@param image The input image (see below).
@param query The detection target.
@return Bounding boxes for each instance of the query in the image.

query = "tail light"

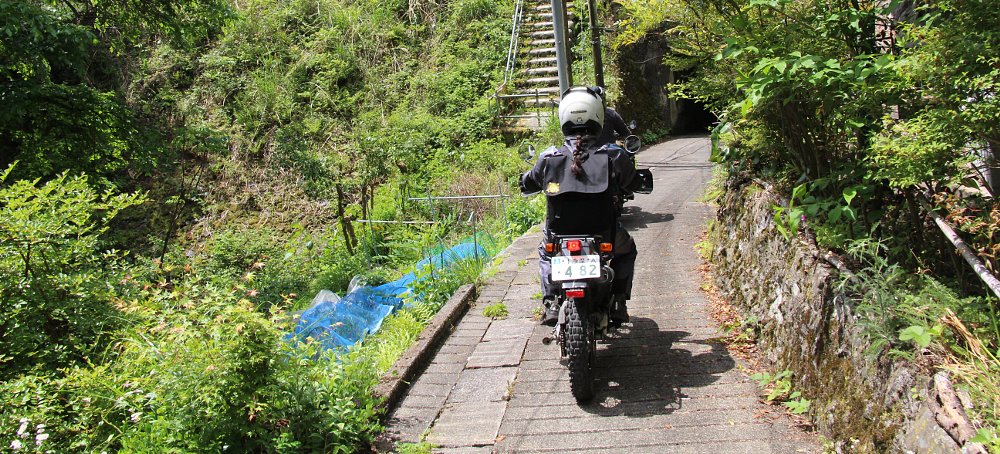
[599,242,613,253]
[565,289,585,299]
[566,240,582,253]
[544,243,556,253]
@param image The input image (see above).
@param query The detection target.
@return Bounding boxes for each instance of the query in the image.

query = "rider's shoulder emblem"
[546,182,560,194]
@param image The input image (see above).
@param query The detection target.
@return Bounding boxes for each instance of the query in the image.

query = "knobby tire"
[565,299,595,403]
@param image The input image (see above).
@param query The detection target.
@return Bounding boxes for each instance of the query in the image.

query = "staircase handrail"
[503,0,526,88]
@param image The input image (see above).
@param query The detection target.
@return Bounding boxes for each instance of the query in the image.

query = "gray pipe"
[551,0,571,94]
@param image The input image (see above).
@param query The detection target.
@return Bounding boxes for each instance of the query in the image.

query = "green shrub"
[0,166,144,379]
[505,194,545,237]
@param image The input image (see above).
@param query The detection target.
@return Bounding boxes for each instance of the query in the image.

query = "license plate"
[551,255,601,282]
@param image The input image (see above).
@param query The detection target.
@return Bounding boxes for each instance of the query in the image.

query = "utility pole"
[588,0,604,88]
[551,0,572,94]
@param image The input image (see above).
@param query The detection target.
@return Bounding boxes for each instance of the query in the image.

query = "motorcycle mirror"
[628,120,637,130]
[624,135,641,154]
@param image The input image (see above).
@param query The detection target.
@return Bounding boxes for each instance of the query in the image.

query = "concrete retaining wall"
[709,179,962,452]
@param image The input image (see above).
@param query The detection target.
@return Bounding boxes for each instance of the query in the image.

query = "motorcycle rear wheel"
[565,299,595,403]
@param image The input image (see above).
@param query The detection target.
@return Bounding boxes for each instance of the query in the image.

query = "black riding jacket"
[521,138,636,235]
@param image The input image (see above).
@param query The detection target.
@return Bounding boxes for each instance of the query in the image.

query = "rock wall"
[610,28,717,135]
[611,33,675,135]
[709,179,962,453]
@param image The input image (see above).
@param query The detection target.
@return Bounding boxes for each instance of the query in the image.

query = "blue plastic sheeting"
[288,241,487,351]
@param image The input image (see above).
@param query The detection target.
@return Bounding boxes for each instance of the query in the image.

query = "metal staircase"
[496,0,575,133]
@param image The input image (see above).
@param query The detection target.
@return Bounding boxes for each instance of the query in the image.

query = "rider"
[590,86,631,148]
[520,86,638,326]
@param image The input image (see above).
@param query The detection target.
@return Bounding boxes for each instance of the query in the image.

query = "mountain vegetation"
[5,0,997,450]
[1,0,546,451]
[618,0,999,447]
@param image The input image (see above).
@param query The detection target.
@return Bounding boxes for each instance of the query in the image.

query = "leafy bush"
[0,273,383,453]
[505,194,545,237]
[0,166,144,378]
[0,0,533,450]
[617,0,999,442]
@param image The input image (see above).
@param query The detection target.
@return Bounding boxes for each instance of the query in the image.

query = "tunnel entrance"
[671,97,716,135]
[613,38,717,138]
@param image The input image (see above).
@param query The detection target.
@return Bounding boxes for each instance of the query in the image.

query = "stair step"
[527,29,555,39]
[527,47,557,55]
[514,115,556,131]
[501,113,551,119]
[522,75,561,85]
[526,38,557,46]
[526,21,554,29]
[525,66,558,76]
[528,11,575,20]
[527,56,558,66]
[532,2,573,11]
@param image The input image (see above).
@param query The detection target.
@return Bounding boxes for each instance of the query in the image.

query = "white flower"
[10,439,23,451]
[35,432,49,446]
[35,424,45,433]
[16,421,28,437]
[130,412,142,423]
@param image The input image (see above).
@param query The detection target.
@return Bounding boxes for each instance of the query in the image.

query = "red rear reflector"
[600,242,613,253]
[566,240,582,252]
[565,289,585,298]
[544,243,556,253]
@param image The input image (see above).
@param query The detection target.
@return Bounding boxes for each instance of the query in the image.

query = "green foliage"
[406,255,487,322]
[970,428,1000,452]
[751,369,793,401]
[870,112,975,188]
[898,324,944,350]
[396,441,436,454]
[0,270,382,453]
[783,391,811,415]
[874,0,1000,189]
[504,194,545,237]
[0,0,535,450]
[0,167,144,378]
[0,0,229,185]
[750,369,810,415]
[482,303,509,319]
[619,0,997,268]
[840,238,996,360]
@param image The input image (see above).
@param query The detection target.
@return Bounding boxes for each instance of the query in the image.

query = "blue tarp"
[288,241,488,350]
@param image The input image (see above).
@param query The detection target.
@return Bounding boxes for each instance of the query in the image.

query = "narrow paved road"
[382,136,820,453]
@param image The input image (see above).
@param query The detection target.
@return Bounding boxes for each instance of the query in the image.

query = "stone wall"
[709,179,962,452]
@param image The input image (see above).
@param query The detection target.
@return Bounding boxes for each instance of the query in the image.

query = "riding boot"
[609,294,629,326]
[540,297,559,326]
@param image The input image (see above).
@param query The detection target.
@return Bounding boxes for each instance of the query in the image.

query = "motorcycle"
[540,232,617,403]
[522,144,622,403]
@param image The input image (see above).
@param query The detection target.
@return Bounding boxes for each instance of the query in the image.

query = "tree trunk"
[336,184,356,255]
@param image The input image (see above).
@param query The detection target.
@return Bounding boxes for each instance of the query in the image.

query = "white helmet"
[558,87,605,136]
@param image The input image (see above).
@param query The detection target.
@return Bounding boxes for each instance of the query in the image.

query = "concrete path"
[382,136,821,453]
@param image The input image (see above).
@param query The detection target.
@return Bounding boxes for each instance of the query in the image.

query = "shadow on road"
[620,207,673,230]
[579,316,735,417]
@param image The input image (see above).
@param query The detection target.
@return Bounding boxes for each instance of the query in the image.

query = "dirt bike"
[540,233,618,403]
[521,144,624,403]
